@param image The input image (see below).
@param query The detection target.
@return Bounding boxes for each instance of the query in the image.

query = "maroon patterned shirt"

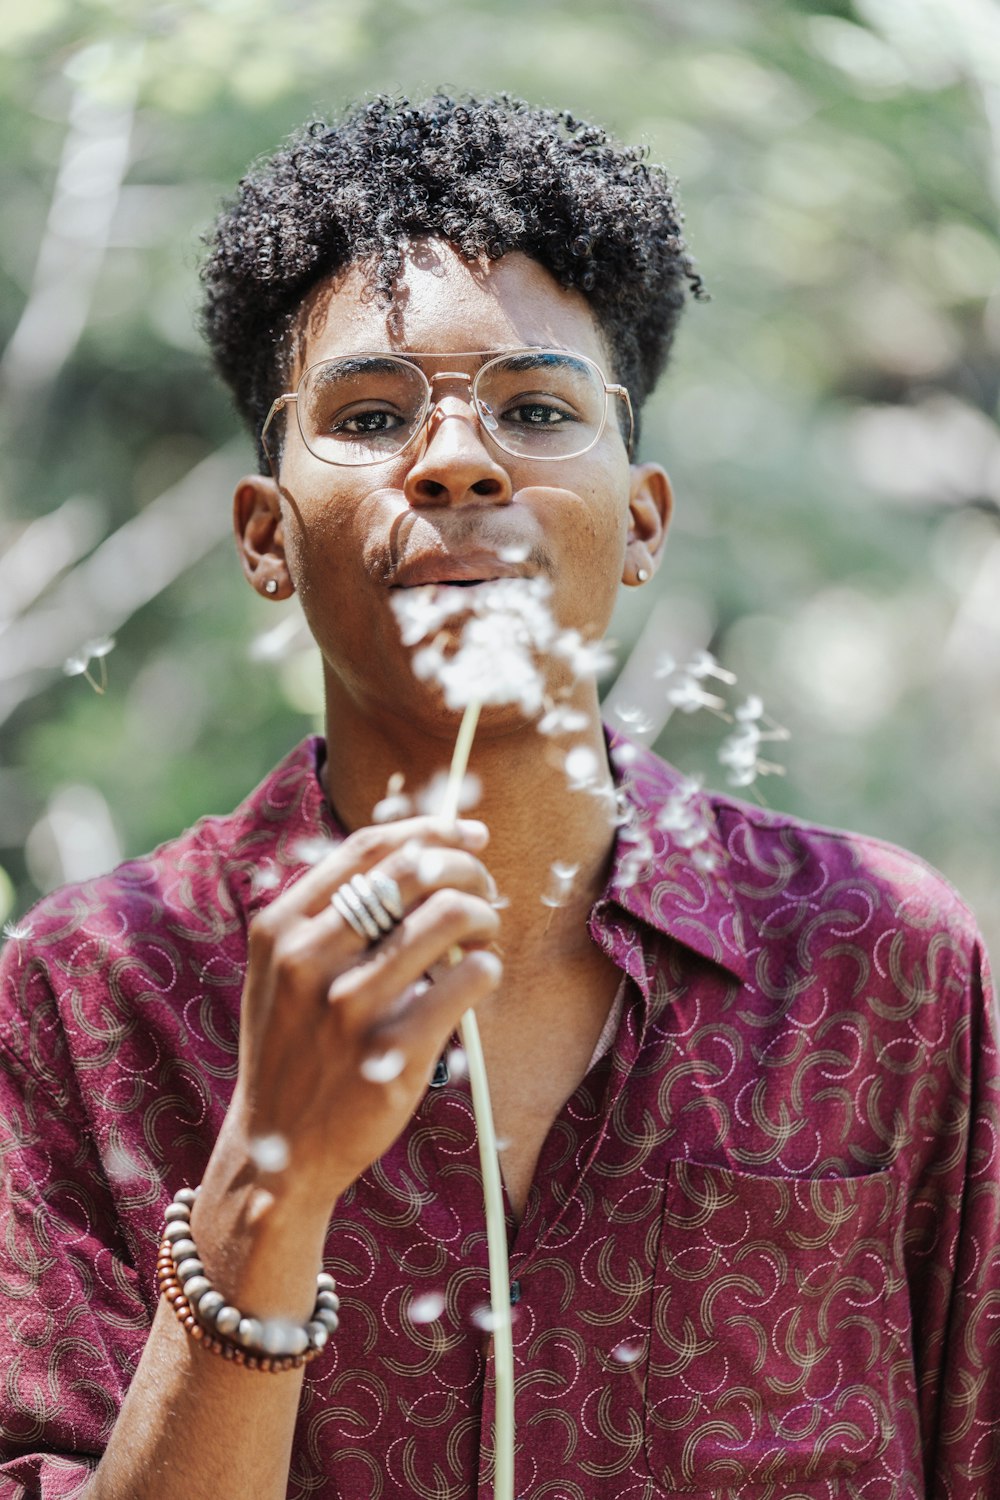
[1,736,996,1499]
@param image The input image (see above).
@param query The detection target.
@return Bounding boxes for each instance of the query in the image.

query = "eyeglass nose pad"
[478,400,499,433]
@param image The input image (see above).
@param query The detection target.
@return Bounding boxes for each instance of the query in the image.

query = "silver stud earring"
[636,568,650,584]
[264,579,279,596]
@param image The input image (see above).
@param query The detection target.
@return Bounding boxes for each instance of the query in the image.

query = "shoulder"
[0,737,334,1026]
[710,789,980,956]
[613,734,987,996]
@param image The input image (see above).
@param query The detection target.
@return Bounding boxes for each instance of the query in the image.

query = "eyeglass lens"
[296,352,609,465]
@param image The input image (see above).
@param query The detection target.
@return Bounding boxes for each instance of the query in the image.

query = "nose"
[403,398,512,508]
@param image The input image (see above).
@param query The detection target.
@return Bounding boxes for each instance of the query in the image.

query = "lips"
[389,552,527,589]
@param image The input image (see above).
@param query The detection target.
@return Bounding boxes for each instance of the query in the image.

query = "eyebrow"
[310,356,408,384]
[306,347,588,379]
[495,351,588,373]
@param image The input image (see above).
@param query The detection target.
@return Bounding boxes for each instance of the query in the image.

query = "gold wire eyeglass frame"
[259,348,635,467]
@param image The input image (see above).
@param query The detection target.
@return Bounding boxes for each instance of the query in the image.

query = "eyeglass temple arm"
[607,383,635,458]
[260,392,296,456]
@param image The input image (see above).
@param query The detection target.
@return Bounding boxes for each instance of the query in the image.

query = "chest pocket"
[644,1160,897,1492]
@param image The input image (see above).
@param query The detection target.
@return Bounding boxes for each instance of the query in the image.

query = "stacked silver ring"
[331,869,405,943]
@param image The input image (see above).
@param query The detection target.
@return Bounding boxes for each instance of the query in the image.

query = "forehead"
[292,242,610,376]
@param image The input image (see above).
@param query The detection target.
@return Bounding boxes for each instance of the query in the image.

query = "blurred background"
[1,0,998,958]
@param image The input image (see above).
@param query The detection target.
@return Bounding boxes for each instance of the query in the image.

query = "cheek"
[278,476,374,590]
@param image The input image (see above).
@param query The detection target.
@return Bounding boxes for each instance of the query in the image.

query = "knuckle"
[327,963,368,1008]
[424,888,467,926]
[425,888,487,932]
[345,825,384,862]
[248,910,278,957]
[270,930,316,986]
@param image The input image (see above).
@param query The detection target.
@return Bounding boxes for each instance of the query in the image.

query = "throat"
[477,944,624,1224]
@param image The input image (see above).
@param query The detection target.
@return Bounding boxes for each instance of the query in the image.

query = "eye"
[502,400,575,427]
[328,405,407,437]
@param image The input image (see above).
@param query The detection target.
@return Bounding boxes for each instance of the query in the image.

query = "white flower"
[249,1134,290,1173]
[552,629,616,680]
[618,826,654,885]
[686,649,737,685]
[360,1048,406,1083]
[372,791,413,823]
[537,704,589,737]
[717,707,789,788]
[612,740,640,767]
[407,1291,446,1324]
[665,675,727,715]
[656,778,712,852]
[718,724,760,774]
[373,771,413,823]
[612,704,655,735]
[471,1303,510,1332]
[63,635,116,694]
[105,1143,149,1185]
[394,578,556,715]
[564,745,600,790]
[390,586,475,647]
[735,694,764,722]
[291,836,336,868]
[541,860,580,908]
[446,1045,469,1078]
[414,770,481,817]
[250,863,282,895]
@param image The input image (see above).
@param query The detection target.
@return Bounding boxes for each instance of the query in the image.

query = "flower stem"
[441,699,514,1500]
[441,701,482,819]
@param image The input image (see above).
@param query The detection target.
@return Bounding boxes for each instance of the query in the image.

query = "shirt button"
[509,1279,522,1305]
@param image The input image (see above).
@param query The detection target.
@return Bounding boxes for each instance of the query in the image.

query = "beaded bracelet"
[157,1186,339,1373]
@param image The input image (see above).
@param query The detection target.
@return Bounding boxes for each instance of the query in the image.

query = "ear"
[233,475,294,599]
[624,463,673,587]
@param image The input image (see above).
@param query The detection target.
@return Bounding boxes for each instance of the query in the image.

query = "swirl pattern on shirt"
[0,735,996,1499]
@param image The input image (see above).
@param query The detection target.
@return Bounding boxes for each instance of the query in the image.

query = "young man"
[1,94,996,1500]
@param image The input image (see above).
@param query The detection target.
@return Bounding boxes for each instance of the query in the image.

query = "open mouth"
[394,577,498,590]
[390,553,524,590]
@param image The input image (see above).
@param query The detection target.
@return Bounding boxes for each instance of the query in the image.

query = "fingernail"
[457,819,489,845]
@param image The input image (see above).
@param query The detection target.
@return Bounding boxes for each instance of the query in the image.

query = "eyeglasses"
[260,348,634,467]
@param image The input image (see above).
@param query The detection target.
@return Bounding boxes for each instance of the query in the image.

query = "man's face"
[241,241,667,738]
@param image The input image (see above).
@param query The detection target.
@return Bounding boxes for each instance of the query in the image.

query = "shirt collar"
[602,730,750,985]
[257,734,748,986]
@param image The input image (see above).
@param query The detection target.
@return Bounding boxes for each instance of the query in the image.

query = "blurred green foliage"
[1,0,998,955]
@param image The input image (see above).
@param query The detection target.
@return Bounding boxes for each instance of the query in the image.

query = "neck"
[322,687,619,953]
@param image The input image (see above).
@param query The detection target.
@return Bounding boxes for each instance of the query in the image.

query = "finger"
[358,949,503,1083]
[308,845,497,958]
[247,847,500,1019]
[328,888,501,1022]
[290,816,490,917]
[249,817,489,953]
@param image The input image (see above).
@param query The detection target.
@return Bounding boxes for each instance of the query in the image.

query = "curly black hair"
[200,92,704,470]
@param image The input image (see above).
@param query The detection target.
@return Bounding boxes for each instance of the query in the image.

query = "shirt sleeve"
[916,939,1000,1499]
[0,933,148,1499]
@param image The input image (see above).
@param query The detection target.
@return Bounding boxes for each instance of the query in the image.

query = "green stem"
[441,699,514,1500]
